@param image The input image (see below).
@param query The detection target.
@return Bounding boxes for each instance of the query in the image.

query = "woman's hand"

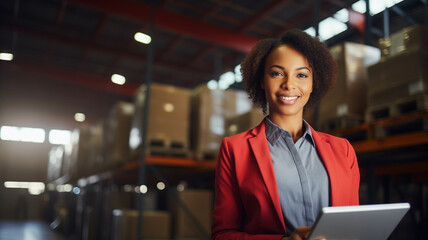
[281,226,313,240]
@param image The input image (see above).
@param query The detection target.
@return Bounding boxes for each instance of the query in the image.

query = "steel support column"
[314,0,321,37]
[136,4,155,240]
[383,7,390,38]
[364,0,372,45]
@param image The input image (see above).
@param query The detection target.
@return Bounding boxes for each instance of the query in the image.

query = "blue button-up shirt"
[265,117,330,236]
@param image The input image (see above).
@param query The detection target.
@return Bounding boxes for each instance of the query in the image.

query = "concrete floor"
[0,221,67,240]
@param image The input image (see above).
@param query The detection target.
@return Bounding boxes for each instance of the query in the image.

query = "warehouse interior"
[0,0,427,239]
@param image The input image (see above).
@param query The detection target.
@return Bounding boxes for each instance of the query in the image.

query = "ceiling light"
[49,129,71,145]
[0,53,13,61]
[134,32,152,44]
[111,74,126,85]
[74,113,85,122]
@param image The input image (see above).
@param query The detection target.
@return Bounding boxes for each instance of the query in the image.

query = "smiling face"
[262,44,313,118]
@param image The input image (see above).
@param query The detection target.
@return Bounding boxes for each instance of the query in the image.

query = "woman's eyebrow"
[296,66,311,72]
[269,64,284,70]
[270,65,311,72]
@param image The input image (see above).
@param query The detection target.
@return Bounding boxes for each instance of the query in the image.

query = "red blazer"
[211,120,360,240]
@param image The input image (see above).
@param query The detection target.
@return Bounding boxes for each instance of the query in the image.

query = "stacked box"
[62,126,91,178]
[111,209,171,240]
[319,42,380,131]
[168,189,213,239]
[191,85,252,159]
[379,25,428,60]
[366,49,428,122]
[129,83,191,158]
[87,120,106,175]
[47,145,64,182]
[367,49,428,107]
[225,108,265,137]
[104,101,134,166]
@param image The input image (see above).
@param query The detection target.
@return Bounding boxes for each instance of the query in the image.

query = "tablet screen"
[307,203,410,240]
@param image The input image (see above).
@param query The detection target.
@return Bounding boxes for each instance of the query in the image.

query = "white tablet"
[307,203,410,240]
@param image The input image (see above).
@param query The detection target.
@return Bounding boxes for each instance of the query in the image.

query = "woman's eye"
[270,71,283,77]
[297,73,308,78]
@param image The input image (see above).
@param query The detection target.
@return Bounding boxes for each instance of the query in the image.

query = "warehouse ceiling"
[0,0,425,128]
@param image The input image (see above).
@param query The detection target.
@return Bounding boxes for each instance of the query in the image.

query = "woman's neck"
[269,113,304,142]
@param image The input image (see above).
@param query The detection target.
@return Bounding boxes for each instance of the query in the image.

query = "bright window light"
[0,126,45,143]
[4,181,30,188]
[74,113,85,122]
[304,27,316,37]
[49,129,71,145]
[334,8,349,22]
[234,65,243,83]
[0,53,13,61]
[319,17,348,41]
[207,79,218,90]
[21,128,45,143]
[218,71,235,90]
[111,74,126,85]
[352,0,404,15]
[134,32,152,44]
[1,126,20,141]
[352,0,366,14]
[4,181,45,195]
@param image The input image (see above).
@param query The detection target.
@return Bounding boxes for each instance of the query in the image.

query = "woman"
[211,29,360,240]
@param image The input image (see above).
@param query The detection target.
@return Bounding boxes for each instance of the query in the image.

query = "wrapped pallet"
[111,209,171,240]
[225,108,265,137]
[366,49,428,121]
[318,42,380,131]
[104,101,134,167]
[191,85,252,160]
[378,25,428,60]
[87,120,106,175]
[47,145,64,182]
[367,26,428,122]
[62,126,91,179]
[168,189,213,240]
[129,83,191,158]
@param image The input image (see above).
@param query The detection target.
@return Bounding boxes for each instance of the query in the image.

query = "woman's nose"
[281,77,296,90]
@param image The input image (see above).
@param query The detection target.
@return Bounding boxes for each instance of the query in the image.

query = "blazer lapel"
[249,120,286,230]
[310,126,340,206]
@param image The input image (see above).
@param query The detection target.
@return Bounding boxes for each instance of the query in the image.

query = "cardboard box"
[129,83,191,158]
[379,25,428,60]
[367,49,428,107]
[191,85,252,159]
[225,108,265,137]
[319,42,380,130]
[105,101,134,166]
[168,189,213,239]
[111,209,171,240]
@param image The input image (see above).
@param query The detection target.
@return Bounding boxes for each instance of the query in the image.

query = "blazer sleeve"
[346,139,360,205]
[211,138,284,240]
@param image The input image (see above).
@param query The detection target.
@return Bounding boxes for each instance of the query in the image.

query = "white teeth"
[280,96,298,101]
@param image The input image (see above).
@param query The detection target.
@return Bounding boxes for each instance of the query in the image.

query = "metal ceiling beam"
[0,24,213,80]
[238,0,293,32]
[1,60,138,97]
[66,0,260,53]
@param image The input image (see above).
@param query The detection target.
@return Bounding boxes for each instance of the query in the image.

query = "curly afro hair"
[241,29,336,114]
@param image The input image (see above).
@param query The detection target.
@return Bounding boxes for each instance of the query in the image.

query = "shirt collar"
[265,117,316,147]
